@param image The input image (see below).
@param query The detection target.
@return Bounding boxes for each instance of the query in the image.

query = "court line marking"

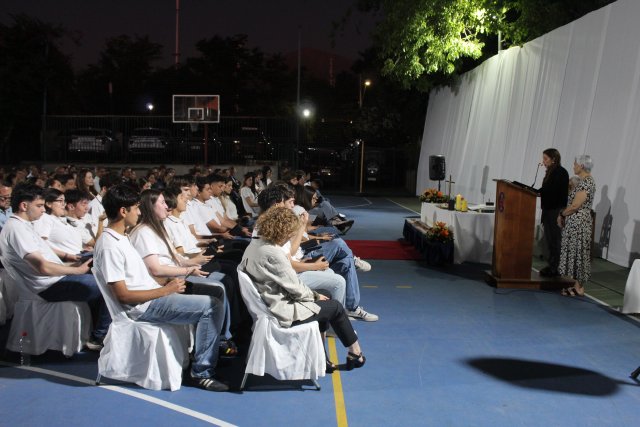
[395,285,413,288]
[334,198,372,210]
[362,285,378,288]
[386,198,420,215]
[0,362,236,427]
[328,337,348,427]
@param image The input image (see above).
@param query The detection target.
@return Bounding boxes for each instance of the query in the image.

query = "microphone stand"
[531,163,542,188]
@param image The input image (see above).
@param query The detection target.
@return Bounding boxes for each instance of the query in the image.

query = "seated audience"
[0,184,109,349]
[0,181,13,232]
[93,185,228,391]
[33,188,84,261]
[240,172,260,218]
[264,185,378,321]
[129,189,238,356]
[64,189,97,248]
[241,206,366,373]
[76,168,98,200]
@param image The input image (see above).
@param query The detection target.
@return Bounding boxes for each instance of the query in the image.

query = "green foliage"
[357,0,614,91]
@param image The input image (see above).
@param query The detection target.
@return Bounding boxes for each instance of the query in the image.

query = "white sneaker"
[354,256,371,272]
[347,306,379,322]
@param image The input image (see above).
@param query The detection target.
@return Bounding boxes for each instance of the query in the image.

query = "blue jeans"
[298,270,346,306]
[308,239,359,311]
[137,293,224,379]
[39,274,111,339]
[187,273,232,340]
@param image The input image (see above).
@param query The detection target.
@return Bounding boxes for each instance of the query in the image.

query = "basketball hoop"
[189,119,199,132]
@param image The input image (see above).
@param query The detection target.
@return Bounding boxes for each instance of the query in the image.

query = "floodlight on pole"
[358,77,372,109]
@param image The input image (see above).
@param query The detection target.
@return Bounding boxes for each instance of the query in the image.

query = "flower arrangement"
[419,188,448,203]
[426,221,454,243]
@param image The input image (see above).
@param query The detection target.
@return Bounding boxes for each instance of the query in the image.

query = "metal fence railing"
[43,115,299,165]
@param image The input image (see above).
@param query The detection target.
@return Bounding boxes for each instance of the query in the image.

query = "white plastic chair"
[237,269,325,390]
[0,258,91,358]
[92,267,191,391]
[0,268,19,325]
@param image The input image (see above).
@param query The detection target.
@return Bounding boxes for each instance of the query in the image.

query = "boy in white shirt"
[93,184,228,391]
[0,184,109,349]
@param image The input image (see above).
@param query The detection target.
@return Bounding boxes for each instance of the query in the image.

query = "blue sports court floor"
[1,196,639,426]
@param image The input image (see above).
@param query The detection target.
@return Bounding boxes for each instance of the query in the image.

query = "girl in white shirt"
[239,172,260,217]
[129,189,237,354]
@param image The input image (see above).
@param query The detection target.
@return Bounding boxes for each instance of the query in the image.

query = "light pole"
[358,77,371,109]
[355,139,366,194]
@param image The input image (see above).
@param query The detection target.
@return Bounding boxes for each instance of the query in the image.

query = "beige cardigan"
[240,238,320,327]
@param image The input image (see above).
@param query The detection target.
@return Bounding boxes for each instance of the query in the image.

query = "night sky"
[2,0,377,69]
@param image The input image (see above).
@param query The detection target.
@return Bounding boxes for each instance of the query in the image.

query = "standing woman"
[538,149,569,277]
[558,155,596,296]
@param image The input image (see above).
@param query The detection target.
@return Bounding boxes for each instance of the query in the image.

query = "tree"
[0,14,75,161]
[76,35,163,114]
[355,0,614,91]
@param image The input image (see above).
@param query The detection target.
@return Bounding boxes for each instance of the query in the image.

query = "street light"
[358,77,372,109]
[146,103,154,114]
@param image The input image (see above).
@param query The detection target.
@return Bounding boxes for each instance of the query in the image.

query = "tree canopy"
[356,0,614,90]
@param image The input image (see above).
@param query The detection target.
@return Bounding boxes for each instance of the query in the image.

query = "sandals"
[219,339,239,358]
[326,359,337,374]
[346,352,366,371]
[561,283,585,297]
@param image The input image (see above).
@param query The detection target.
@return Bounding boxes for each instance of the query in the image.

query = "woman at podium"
[539,148,569,277]
[558,155,596,296]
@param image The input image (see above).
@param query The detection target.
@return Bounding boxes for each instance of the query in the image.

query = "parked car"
[67,128,116,155]
[226,127,273,162]
[128,128,171,158]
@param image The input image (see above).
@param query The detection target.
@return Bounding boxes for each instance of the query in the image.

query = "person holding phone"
[129,189,239,357]
[241,207,366,373]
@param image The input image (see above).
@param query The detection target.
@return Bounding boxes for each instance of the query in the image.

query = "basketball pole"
[204,123,209,165]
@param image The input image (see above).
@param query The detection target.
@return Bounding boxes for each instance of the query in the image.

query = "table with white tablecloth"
[420,202,494,264]
[622,259,640,314]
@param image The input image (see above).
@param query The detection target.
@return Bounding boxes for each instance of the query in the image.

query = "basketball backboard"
[172,95,220,123]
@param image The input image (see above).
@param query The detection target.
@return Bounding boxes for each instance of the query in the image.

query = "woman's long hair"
[243,172,257,195]
[542,148,562,185]
[294,185,316,211]
[133,189,180,264]
[76,169,97,199]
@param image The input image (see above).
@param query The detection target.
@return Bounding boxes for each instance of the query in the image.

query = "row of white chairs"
[1,260,326,391]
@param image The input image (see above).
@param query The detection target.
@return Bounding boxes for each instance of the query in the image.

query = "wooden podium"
[485,180,572,289]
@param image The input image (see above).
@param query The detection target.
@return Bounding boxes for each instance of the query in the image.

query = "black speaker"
[429,155,446,181]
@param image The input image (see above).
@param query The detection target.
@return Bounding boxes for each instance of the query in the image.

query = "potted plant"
[424,221,454,265]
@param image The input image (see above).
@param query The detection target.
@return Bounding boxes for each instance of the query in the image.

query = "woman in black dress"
[539,148,569,277]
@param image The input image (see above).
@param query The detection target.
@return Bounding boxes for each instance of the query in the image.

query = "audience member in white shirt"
[239,172,261,217]
[65,189,98,248]
[93,184,228,391]
[0,184,110,348]
[129,189,237,352]
[33,188,84,261]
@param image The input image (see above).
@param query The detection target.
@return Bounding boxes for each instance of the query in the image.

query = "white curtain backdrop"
[417,0,640,268]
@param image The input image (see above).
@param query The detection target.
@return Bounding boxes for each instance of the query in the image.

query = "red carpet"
[344,240,422,260]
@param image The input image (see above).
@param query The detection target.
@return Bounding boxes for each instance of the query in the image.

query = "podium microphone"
[531,163,543,187]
